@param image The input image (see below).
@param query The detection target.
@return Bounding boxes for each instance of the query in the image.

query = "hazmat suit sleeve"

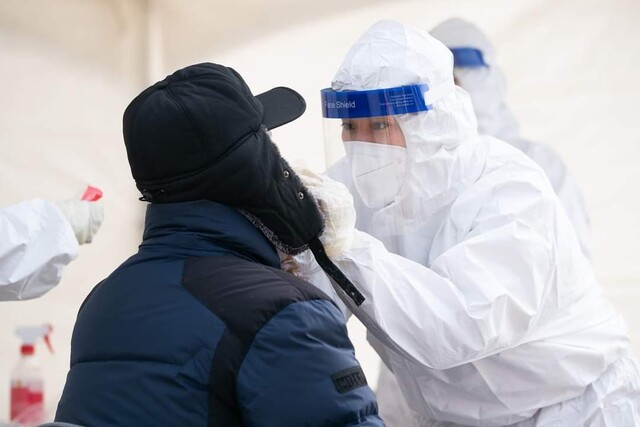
[305,178,572,371]
[522,141,592,260]
[0,199,79,301]
[554,171,591,260]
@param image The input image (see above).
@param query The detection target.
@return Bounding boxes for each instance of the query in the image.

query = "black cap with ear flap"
[123,62,364,306]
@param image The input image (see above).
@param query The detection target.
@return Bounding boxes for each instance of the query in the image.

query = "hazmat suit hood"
[431,17,522,143]
[329,20,485,237]
[431,18,594,260]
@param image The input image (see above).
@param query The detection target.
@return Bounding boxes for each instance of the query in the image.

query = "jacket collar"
[140,200,280,268]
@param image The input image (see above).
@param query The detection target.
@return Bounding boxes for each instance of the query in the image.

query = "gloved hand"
[295,167,356,259]
[55,199,104,244]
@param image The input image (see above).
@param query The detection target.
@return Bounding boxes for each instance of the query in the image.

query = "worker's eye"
[341,122,356,131]
[372,121,389,131]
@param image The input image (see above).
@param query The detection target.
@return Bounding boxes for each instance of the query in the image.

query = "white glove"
[295,168,356,259]
[55,199,104,245]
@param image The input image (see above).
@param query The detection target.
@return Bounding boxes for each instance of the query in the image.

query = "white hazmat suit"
[0,198,103,301]
[377,18,599,425]
[297,20,640,426]
[431,18,592,261]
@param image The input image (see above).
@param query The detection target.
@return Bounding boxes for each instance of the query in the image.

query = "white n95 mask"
[344,141,407,209]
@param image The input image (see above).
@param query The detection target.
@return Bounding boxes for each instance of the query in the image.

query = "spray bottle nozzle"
[15,324,54,354]
[81,185,103,202]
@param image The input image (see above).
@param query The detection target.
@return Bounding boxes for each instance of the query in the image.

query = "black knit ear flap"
[240,210,312,255]
[235,136,325,254]
[308,237,365,306]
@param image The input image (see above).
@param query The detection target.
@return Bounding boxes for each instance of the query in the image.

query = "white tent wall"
[0,0,151,420]
[1,0,639,422]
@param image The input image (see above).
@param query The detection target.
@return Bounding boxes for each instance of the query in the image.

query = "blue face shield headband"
[321,84,432,119]
[450,47,487,68]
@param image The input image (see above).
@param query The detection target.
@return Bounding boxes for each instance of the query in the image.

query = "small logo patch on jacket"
[332,366,367,393]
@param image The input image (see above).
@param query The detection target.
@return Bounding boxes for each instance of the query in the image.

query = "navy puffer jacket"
[56,201,383,426]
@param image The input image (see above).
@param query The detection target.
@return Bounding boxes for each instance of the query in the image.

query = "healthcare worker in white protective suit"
[0,197,103,301]
[294,20,640,426]
[430,17,592,261]
[375,17,599,425]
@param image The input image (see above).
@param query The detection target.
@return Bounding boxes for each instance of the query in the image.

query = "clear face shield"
[321,84,433,209]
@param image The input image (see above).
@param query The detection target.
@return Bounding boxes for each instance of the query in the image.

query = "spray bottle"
[10,324,53,425]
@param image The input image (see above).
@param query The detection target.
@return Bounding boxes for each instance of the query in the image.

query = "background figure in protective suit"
[55,63,383,426]
[377,17,599,425]
[0,197,103,301]
[296,20,640,426]
[430,17,592,261]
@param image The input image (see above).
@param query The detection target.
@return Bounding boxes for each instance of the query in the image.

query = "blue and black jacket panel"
[55,201,383,426]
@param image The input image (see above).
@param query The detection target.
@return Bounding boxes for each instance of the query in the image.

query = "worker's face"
[341,116,406,147]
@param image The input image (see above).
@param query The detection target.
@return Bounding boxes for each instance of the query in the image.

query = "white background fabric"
[1,0,639,421]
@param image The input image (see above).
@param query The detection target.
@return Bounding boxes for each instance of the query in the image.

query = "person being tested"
[55,62,382,427]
